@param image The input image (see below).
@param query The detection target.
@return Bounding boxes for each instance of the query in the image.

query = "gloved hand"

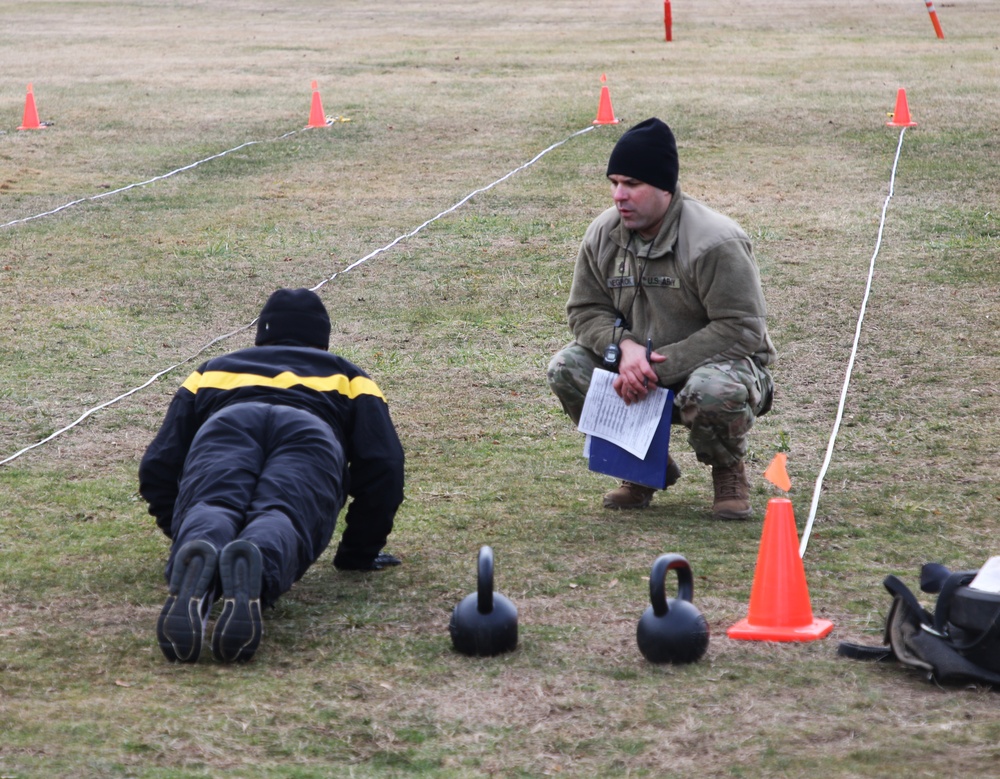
[334,551,402,572]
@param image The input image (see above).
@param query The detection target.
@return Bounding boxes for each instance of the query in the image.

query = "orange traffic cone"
[727,498,834,642]
[307,80,328,128]
[18,83,43,131]
[593,74,619,126]
[886,88,917,128]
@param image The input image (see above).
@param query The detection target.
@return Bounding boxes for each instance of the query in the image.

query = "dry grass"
[2,0,999,777]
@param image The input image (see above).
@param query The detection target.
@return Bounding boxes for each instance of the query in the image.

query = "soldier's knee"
[546,353,566,387]
[679,363,750,415]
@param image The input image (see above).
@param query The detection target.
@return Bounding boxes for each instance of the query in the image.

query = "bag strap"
[932,570,978,634]
[883,575,933,627]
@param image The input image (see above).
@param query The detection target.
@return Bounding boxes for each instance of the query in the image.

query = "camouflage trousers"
[546,342,774,468]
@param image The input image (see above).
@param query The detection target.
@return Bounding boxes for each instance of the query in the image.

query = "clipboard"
[587,390,673,489]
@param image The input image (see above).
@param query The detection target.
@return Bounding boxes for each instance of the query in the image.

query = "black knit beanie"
[255,288,331,350]
[606,117,679,193]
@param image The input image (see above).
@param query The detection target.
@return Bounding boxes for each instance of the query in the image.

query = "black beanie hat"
[606,117,679,193]
[255,288,331,350]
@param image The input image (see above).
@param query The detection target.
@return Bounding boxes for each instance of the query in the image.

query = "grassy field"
[2,0,999,776]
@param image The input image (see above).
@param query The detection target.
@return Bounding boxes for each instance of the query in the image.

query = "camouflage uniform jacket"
[566,185,777,387]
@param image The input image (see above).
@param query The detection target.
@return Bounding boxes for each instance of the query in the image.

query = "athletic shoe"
[157,539,218,663]
[212,540,264,663]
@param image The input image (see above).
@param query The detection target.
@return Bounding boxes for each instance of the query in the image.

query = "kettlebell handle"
[649,553,694,618]
[477,546,495,615]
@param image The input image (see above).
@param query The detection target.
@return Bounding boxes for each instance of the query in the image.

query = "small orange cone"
[886,88,917,128]
[593,74,619,126]
[727,498,834,642]
[307,80,328,128]
[18,83,43,131]
[763,453,791,492]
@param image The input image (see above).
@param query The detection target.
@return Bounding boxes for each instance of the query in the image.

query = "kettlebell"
[636,553,709,664]
[449,546,518,657]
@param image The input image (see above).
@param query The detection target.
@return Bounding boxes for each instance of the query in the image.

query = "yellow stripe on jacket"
[181,370,386,400]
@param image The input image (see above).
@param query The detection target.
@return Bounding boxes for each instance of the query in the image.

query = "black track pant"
[166,402,346,606]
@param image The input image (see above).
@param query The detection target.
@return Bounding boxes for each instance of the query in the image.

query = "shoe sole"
[712,507,753,521]
[603,496,653,510]
[157,540,217,663]
[212,540,263,663]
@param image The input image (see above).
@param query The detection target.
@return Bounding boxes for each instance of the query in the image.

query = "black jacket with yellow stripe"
[139,345,404,560]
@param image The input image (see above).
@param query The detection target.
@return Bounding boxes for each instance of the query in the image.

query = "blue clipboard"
[587,390,673,489]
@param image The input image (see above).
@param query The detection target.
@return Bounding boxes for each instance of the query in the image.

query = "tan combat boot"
[602,456,682,510]
[711,460,752,520]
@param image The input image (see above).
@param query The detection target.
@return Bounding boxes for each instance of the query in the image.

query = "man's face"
[608,175,672,240]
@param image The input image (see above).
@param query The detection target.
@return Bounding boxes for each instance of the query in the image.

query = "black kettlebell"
[449,546,518,657]
[636,553,709,664]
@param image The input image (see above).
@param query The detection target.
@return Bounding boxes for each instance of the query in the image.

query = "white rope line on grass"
[311,126,595,291]
[1,131,300,230]
[0,325,252,468]
[0,125,596,467]
[799,127,909,557]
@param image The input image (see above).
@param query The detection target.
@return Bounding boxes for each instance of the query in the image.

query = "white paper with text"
[577,368,669,459]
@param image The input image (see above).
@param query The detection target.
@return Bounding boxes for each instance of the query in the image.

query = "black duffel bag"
[838,562,1000,686]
